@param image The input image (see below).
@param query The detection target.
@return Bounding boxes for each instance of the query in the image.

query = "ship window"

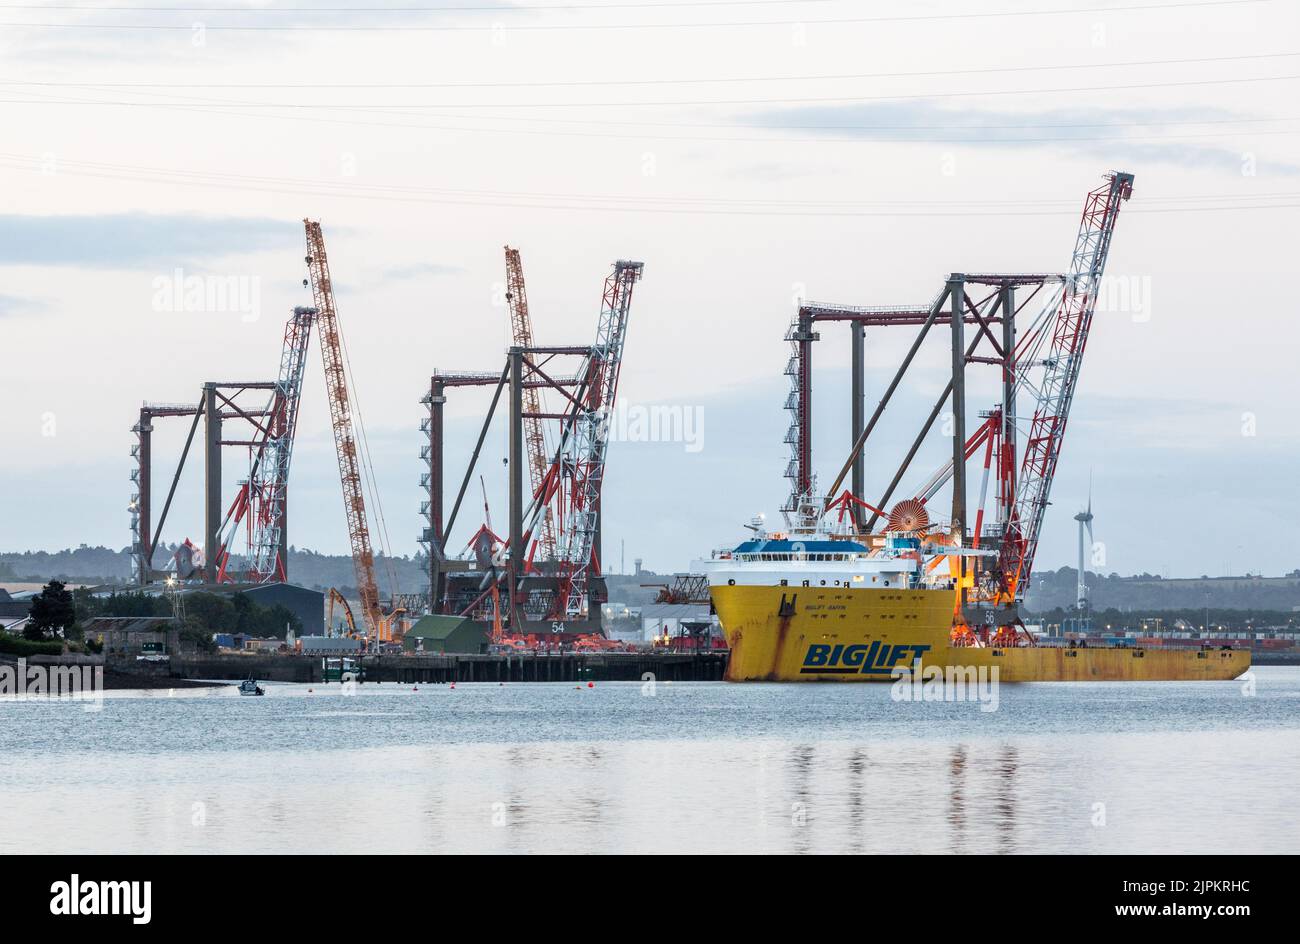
[802,580,809,587]
[780,579,788,587]
[727,579,735,586]
[819,580,826,586]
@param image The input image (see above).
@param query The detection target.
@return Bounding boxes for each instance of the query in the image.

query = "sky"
[1,0,1298,582]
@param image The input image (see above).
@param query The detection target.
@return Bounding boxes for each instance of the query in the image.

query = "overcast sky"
[1,0,1297,582]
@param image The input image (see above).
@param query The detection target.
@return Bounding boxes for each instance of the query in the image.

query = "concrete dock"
[167,650,729,684]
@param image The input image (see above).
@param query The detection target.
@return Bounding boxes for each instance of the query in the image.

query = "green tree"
[25,579,77,640]
[183,592,237,634]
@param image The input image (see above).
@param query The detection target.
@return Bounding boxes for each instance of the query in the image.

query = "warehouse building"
[403,615,489,654]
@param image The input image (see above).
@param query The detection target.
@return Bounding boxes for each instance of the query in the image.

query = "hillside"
[7,547,1299,613]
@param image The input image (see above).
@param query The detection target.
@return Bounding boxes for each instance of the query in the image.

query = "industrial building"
[85,582,324,636]
[402,615,489,654]
[630,603,714,645]
[83,616,180,657]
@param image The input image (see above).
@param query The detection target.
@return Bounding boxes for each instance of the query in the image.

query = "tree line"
[7,580,303,654]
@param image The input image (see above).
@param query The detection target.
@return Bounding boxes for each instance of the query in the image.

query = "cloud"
[0,294,47,317]
[0,213,301,269]
[740,102,1297,175]
[0,2,524,65]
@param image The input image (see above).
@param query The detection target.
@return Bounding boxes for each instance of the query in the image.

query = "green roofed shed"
[403,614,489,654]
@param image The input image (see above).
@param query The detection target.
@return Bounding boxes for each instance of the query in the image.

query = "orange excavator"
[327,587,406,649]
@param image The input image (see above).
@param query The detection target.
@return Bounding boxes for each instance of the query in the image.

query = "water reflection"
[948,745,967,854]
[1,674,1298,854]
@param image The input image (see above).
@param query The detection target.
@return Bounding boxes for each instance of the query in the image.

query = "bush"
[0,632,65,657]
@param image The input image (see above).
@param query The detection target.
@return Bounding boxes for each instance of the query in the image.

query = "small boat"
[238,678,265,697]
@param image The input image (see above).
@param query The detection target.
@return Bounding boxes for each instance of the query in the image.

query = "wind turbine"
[1073,476,1094,614]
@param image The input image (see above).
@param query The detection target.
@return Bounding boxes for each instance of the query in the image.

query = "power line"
[5,85,1298,147]
[2,151,1296,217]
[6,94,1297,145]
[2,50,1296,90]
[3,72,1300,110]
[0,0,1274,31]
[17,79,1289,134]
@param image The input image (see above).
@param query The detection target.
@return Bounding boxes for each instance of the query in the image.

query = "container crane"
[503,246,557,559]
[302,220,385,639]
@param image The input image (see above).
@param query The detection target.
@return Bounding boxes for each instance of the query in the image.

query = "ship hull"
[712,584,1250,682]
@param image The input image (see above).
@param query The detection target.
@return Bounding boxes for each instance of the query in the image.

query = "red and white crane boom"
[551,260,643,619]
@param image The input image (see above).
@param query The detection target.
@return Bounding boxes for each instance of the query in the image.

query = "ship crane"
[999,172,1134,605]
[817,171,1133,644]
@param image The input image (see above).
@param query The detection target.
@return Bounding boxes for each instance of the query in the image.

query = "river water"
[2,668,1297,854]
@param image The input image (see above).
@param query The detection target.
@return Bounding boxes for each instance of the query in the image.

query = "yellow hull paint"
[712,584,1250,682]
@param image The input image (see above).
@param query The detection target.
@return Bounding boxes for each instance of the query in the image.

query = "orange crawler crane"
[303,220,400,645]
[503,246,557,560]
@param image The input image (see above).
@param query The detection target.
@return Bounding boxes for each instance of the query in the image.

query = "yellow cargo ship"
[697,532,1249,683]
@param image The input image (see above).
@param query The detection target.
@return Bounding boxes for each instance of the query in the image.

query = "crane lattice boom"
[504,246,557,559]
[303,220,382,633]
[246,305,315,582]
[1001,172,1134,602]
[552,260,643,619]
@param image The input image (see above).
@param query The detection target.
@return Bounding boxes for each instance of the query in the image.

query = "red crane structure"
[303,220,385,637]
[245,305,315,583]
[421,257,643,635]
[503,246,558,560]
[130,305,313,588]
[551,260,643,620]
[803,171,1134,644]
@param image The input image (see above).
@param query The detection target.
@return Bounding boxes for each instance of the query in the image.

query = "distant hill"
[0,545,426,598]
[6,548,1298,612]
[1025,566,1300,613]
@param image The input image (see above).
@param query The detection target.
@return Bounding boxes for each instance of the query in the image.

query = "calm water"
[2,668,1298,854]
